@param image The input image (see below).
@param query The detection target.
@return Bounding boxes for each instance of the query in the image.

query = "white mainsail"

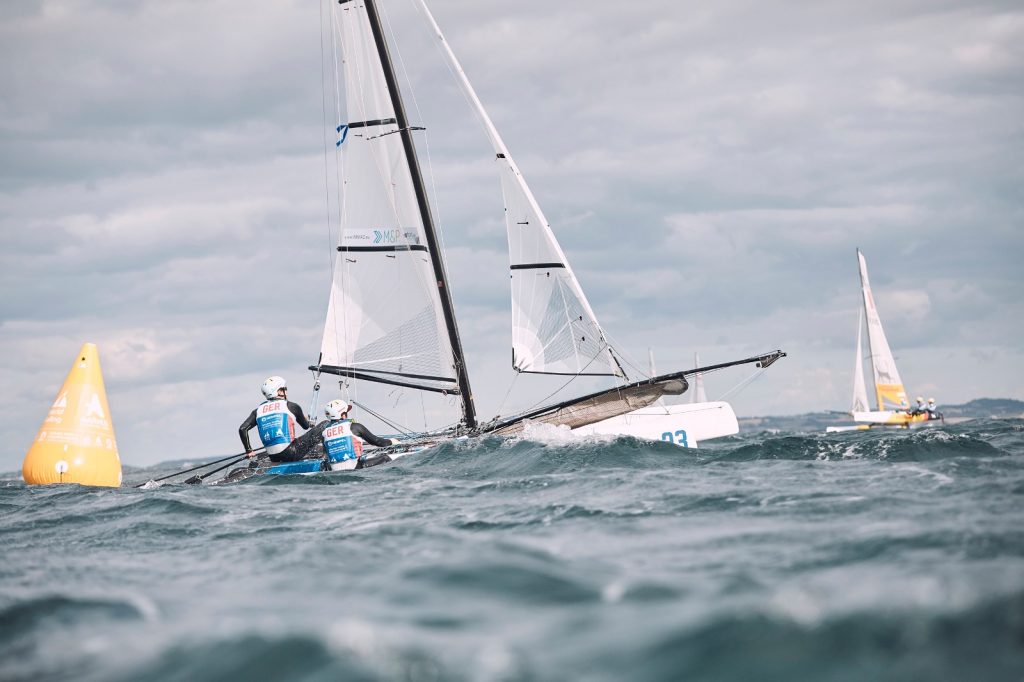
[415,0,621,378]
[320,2,459,391]
[857,250,908,411]
[690,352,708,403]
[850,308,870,413]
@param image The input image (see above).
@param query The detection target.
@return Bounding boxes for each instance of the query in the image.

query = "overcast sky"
[2,0,1022,469]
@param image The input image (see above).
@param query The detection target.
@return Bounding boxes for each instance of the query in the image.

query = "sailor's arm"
[238,409,257,452]
[287,401,312,430]
[352,422,398,448]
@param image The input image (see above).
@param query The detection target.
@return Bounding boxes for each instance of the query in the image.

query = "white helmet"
[324,399,350,420]
[928,397,935,404]
[916,396,924,403]
[261,376,287,399]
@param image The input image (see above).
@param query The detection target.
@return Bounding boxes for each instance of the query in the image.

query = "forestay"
[320,2,459,394]
[857,250,907,411]
[415,0,621,378]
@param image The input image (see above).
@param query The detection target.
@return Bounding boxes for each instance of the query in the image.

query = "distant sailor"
[908,396,927,416]
[238,376,311,460]
[319,399,398,470]
[927,397,940,420]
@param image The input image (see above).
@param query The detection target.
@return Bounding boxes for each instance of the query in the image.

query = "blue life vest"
[255,399,295,455]
[322,419,363,466]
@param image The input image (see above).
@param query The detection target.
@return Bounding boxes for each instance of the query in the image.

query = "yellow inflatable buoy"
[22,343,122,487]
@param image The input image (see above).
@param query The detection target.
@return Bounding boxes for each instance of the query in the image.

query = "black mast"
[358,0,477,429]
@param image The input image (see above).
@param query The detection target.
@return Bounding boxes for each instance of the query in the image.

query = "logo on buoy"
[85,394,105,419]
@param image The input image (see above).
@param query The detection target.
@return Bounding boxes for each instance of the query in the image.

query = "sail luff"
[414,0,620,378]
[360,0,476,428]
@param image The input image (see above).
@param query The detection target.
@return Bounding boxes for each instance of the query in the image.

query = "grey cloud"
[2,0,1022,469]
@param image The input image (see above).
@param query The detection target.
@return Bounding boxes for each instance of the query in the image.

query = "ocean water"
[2,420,1023,682]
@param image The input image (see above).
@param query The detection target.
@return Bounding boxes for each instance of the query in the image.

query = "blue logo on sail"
[336,124,349,147]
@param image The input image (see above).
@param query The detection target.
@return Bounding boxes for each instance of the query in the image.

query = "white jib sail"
[691,352,708,403]
[414,0,621,377]
[320,2,458,390]
[851,308,870,413]
[857,250,906,410]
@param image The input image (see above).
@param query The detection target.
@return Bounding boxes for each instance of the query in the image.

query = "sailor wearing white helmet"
[320,399,398,471]
[238,376,312,459]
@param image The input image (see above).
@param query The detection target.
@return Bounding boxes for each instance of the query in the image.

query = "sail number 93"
[661,430,689,447]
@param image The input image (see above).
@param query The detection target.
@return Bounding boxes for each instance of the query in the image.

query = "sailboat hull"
[216,442,438,483]
[572,401,739,448]
[852,410,942,427]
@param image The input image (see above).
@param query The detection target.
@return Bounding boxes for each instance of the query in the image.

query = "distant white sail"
[415,0,621,378]
[691,352,708,403]
[857,250,907,410]
[320,3,458,391]
[850,308,870,413]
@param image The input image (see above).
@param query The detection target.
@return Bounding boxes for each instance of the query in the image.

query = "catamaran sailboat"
[827,249,940,432]
[248,0,784,474]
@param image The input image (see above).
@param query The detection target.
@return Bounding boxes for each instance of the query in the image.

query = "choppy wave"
[1,419,1022,681]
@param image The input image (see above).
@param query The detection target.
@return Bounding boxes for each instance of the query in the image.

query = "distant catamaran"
[831,249,940,430]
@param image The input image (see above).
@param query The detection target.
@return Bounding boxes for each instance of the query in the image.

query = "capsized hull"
[572,401,739,448]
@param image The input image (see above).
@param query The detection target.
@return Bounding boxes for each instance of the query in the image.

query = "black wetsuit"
[264,419,393,463]
[238,400,312,455]
[222,418,396,481]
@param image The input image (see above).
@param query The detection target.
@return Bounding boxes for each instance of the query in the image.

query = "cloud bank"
[2,0,1022,468]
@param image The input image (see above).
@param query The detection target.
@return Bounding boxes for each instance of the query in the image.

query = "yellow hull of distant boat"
[852,410,939,428]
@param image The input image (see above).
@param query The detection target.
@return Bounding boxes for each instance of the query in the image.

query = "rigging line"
[595,325,650,379]
[509,348,606,418]
[492,370,521,421]
[714,365,769,402]
[350,397,414,436]
[327,5,352,388]
[419,388,428,431]
[319,1,338,312]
